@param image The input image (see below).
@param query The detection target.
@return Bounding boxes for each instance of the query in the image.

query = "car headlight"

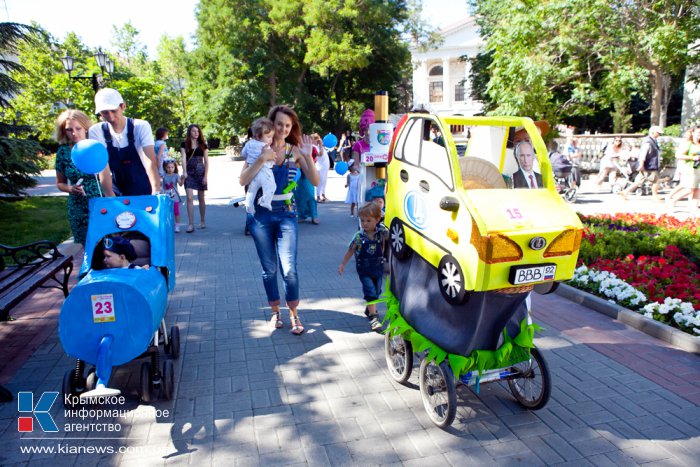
[470,219,523,264]
[543,228,582,258]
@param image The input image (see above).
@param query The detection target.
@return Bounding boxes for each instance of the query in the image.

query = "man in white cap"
[88,88,160,195]
[620,125,663,201]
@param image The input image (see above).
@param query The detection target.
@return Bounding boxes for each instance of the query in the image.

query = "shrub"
[0,137,42,195]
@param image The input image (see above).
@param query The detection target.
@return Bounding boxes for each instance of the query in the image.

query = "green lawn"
[208,148,226,157]
[0,196,71,247]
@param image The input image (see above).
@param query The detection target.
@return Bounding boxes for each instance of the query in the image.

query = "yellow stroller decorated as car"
[382,115,582,428]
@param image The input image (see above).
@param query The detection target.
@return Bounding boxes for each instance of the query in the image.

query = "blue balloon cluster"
[322,133,338,149]
[71,139,109,174]
[334,161,348,175]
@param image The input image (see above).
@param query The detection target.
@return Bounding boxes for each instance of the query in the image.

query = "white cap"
[649,125,664,135]
[94,88,124,113]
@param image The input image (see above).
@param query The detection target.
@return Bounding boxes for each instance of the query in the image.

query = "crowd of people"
[53,88,210,243]
[52,90,699,337]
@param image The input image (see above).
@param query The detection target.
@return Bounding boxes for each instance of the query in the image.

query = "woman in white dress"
[314,133,330,202]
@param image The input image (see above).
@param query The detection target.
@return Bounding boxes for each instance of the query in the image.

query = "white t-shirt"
[88,118,155,170]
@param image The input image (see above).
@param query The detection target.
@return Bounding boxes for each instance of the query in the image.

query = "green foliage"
[0,137,42,195]
[0,22,38,109]
[191,0,414,140]
[578,218,700,267]
[663,124,682,137]
[473,0,700,128]
[0,196,70,246]
[659,140,676,168]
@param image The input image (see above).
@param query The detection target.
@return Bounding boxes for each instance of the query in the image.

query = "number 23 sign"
[91,294,116,323]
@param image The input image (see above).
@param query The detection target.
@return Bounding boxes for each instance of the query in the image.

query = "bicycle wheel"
[419,359,456,429]
[507,347,551,410]
[384,333,413,384]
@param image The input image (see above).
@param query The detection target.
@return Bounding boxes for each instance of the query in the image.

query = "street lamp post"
[61,48,114,94]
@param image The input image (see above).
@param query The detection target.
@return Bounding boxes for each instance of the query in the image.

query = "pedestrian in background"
[345,161,360,216]
[154,127,169,178]
[54,109,113,245]
[666,124,700,211]
[594,137,627,190]
[620,126,663,201]
[314,133,330,203]
[181,124,209,232]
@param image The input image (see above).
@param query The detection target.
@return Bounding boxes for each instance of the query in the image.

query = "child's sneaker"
[368,315,382,332]
[174,224,180,233]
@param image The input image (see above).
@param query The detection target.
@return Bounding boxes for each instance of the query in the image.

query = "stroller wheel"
[62,370,78,408]
[419,359,456,429]
[140,362,152,403]
[611,184,622,194]
[384,332,413,384]
[507,347,551,410]
[169,326,181,360]
[634,187,643,196]
[161,360,175,401]
[85,368,97,392]
[563,188,577,203]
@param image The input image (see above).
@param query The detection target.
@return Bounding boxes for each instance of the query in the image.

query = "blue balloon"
[71,139,109,174]
[335,161,348,175]
[323,133,338,149]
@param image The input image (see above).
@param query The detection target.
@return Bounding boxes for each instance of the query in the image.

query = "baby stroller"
[59,195,180,406]
[610,156,653,195]
[549,150,577,202]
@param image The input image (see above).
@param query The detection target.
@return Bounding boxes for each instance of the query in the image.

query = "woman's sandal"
[290,315,304,335]
[186,225,195,233]
[270,312,283,329]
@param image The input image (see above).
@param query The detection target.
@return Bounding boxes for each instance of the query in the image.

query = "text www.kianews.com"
[20,443,169,455]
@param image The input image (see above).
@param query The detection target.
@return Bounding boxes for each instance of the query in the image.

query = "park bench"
[0,240,73,322]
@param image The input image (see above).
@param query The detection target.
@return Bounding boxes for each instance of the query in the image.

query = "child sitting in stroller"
[103,237,148,269]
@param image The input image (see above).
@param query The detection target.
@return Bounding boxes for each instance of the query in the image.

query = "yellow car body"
[385,114,582,302]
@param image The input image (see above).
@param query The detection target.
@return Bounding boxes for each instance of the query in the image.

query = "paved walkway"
[1,158,699,466]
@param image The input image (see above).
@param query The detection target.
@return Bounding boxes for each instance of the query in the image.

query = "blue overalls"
[102,118,151,196]
[354,228,385,302]
[355,231,384,276]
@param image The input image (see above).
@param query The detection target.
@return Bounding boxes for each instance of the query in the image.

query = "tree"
[191,0,415,140]
[111,22,148,68]
[156,35,192,135]
[0,22,39,135]
[10,29,96,142]
[0,22,42,195]
[473,0,700,129]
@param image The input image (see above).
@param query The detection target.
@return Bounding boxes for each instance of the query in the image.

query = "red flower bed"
[587,245,700,310]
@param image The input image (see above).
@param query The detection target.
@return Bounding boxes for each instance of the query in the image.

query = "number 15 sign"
[91,294,116,323]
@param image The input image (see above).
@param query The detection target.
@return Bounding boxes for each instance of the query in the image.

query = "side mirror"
[439,196,460,212]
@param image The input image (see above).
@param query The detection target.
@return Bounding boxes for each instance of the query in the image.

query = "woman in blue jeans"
[239,105,319,335]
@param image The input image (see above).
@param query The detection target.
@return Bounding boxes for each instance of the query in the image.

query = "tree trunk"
[650,67,671,128]
[269,71,277,107]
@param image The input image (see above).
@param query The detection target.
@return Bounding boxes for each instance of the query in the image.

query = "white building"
[410,17,484,116]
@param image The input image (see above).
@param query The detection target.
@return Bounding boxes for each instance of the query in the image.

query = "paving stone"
[540,433,585,461]
[4,167,700,466]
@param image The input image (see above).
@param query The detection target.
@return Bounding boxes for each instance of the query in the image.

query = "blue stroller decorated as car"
[59,195,180,405]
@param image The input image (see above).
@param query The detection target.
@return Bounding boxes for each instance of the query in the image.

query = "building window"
[455,83,465,102]
[429,82,443,103]
[429,65,443,76]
